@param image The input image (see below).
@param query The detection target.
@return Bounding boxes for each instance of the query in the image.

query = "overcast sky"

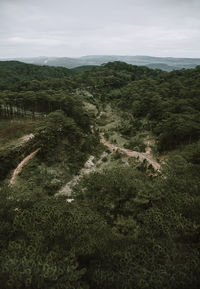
[0,0,200,58]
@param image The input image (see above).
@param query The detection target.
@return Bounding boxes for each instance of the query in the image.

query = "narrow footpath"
[100,134,161,171]
[10,148,40,185]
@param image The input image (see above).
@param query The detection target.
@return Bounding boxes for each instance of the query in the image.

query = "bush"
[112,149,122,160]
[125,137,146,152]
[102,156,108,162]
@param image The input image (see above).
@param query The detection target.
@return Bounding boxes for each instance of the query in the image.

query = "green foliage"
[34,111,83,153]
[111,66,200,151]
[74,167,158,221]
[0,186,111,289]
[0,61,74,90]
[0,147,18,181]
[125,136,146,152]
[73,163,200,289]
[111,149,123,160]
[0,139,33,181]
[155,113,200,151]
[180,140,200,164]
[102,156,108,162]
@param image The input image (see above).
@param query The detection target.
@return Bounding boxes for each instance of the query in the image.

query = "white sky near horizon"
[0,0,200,58]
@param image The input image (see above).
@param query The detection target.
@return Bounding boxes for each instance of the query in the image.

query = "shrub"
[102,156,108,162]
[125,137,146,152]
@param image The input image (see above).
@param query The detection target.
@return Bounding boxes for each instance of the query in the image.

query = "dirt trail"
[56,156,96,197]
[10,148,40,185]
[19,133,34,145]
[58,134,160,199]
[100,134,160,171]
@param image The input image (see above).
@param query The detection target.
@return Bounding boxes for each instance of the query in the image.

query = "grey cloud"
[0,0,200,58]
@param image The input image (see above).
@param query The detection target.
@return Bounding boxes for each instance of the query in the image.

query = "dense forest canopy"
[0,60,200,289]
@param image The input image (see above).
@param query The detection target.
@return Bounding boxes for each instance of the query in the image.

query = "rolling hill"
[2,55,200,71]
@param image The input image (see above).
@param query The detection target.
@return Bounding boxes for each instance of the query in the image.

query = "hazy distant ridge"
[2,55,200,71]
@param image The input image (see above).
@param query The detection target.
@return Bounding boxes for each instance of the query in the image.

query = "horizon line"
[1,54,200,60]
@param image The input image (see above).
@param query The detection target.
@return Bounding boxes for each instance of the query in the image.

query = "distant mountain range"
[1,55,200,71]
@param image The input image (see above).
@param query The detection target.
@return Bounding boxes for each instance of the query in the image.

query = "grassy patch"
[109,132,127,147]
[0,119,37,148]
[124,136,146,152]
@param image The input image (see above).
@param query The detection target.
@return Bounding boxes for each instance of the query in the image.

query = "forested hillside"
[0,61,200,289]
[0,61,74,90]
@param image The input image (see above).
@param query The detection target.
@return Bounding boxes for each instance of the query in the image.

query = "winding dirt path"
[100,134,160,171]
[10,148,40,185]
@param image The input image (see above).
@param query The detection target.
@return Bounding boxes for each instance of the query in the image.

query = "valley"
[0,60,200,289]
